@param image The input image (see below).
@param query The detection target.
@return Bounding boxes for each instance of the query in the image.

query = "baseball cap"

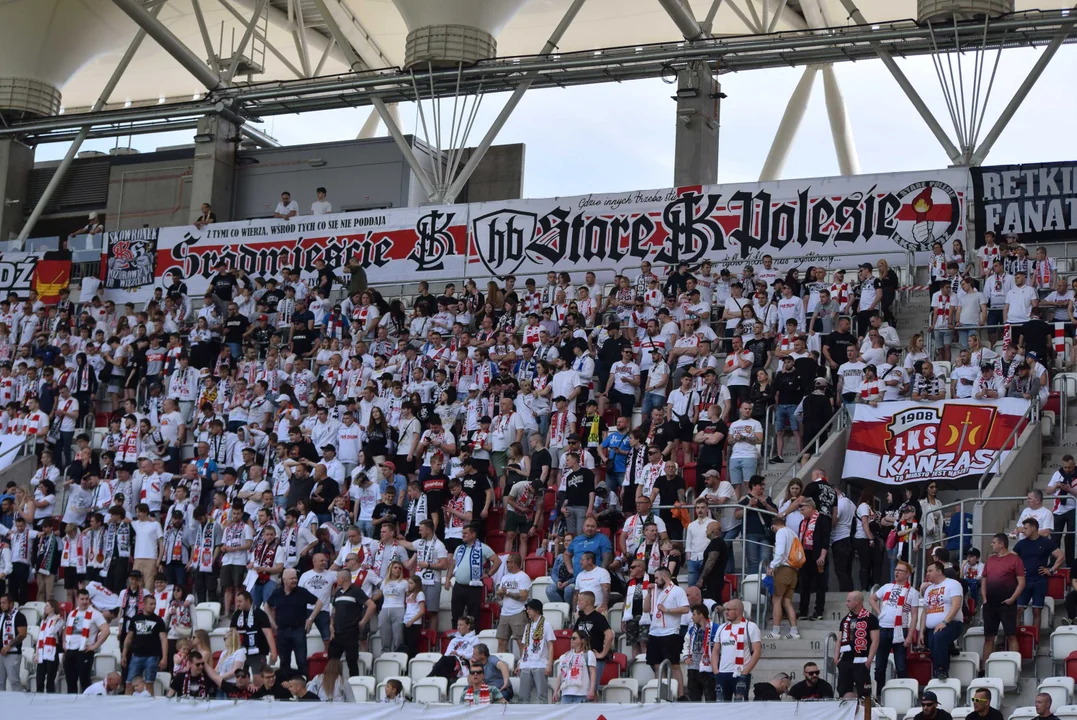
[921,692,939,704]
[276,394,291,403]
[814,377,829,387]
[703,469,720,478]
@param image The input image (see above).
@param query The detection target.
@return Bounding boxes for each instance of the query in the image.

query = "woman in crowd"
[877,258,900,327]
[553,629,597,704]
[308,657,346,702]
[34,600,64,693]
[378,559,408,653]
[215,628,247,682]
[920,481,945,548]
[402,575,426,658]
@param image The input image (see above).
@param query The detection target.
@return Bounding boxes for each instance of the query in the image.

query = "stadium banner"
[33,248,72,303]
[103,227,160,290]
[843,397,1031,485]
[971,161,1077,245]
[0,433,25,470]
[0,251,38,298]
[96,168,970,303]
[0,694,860,720]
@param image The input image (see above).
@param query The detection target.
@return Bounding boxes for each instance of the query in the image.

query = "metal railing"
[977,397,1039,493]
[654,659,676,702]
[768,405,851,495]
[822,632,839,689]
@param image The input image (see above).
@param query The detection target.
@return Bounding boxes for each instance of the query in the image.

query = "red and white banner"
[843,398,1031,485]
[96,167,970,304]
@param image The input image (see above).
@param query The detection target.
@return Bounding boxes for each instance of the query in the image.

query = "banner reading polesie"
[99,168,970,303]
[843,398,1031,485]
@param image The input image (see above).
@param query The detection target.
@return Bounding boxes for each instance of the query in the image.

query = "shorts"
[776,404,799,432]
[773,565,798,600]
[63,568,85,590]
[624,619,648,647]
[491,450,509,479]
[983,601,1018,636]
[837,659,871,698]
[645,633,681,667]
[987,308,1004,327]
[549,446,566,469]
[932,329,952,348]
[1019,576,1047,609]
[674,419,695,443]
[220,564,247,589]
[394,454,415,477]
[126,655,161,683]
[496,610,528,641]
[505,511,531,534]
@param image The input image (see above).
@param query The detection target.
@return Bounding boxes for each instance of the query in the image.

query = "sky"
[37,44,1077,199]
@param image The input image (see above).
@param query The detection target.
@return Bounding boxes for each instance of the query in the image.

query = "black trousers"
[194,571,216,603]
[63,649,94,693]
[1055,510,1076,568]
[9,562,29,604]
[37,659,59,693]
[854,538,876,591]
[1066,590,1077,621]
[105,557,130,594]
[404,624,422,659]
[798,549,829,618]
[451,583,483,626]
[328,631,361,676]
[686,668,717,701]
[832,537,854,592]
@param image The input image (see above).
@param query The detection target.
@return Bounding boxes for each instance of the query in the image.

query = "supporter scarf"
[182,672,210,698]
[168,598,192,632]
[685,621,707,668]
[253,538,279,582]
[0,610,15,650]
[464,684,493,704]
[636,542,663,578]
[281,525,299,564]
[882,583,911,644]
[10,528,29,563]
[121,589,146,624]
[525,616,546,657]
[164,526,185,563]
[722,620,748,671]
[550,409,570,446]
[454,541,485,584]
[36,534,58,573]
[36,615,62,661]
[626,577,649,620]
[839,607,872,660]
[61,533,87,573]
[86,527,105,566]
[64,609,94,649]
[102,521,130,574]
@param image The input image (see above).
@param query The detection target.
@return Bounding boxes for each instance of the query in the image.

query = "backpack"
[787,533,806,569]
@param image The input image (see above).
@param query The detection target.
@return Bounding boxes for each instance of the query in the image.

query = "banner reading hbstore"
[100,168,970,304]
[843,398,1031,485]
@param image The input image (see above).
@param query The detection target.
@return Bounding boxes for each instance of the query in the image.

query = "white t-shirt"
[403,590,425,624]
[831,495,856,542]
[131,519,163,560]
[413,537,448,586]
[310,200,332,216]
[1005,284,1038,324]
[220,523,254,566]
[497,570,533,616]
[957,290,987,325]
[874,583,920,630]
[855,502,872,540]
[648,584,688,636]
[921,578,963,629]
[838,361,866,395]
[349,482,380,522]
[520,617,557,669]
[444,495,473,539]
[65,608,107,651]
[951,365,979,398]
[275,200,299,217]
[298,568,336,609]
[1045,290,1075,322]
[714,620,761,675]
[575,567,611,609]
[1018,505,1054,532]
[381,578,408,609]
[610,361,640,395]
[728,418,763,459]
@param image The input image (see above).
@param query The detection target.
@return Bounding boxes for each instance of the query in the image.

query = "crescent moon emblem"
[946,425,958,446]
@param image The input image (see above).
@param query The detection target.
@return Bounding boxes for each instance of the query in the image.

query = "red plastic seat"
[598,527,611,539]
[721,574,739,603]
[905,650,933,686]
[486,507,504,532]
[1017,626,1038,660]
[307,651,328,678]
[683,462,697,490]
[1066,651,1077,683]
[599,652,628,686]
[1045,391,1062,416]
[486,530,506,554]
[440,633,453,654]
[1049,569,1070,600]
[418,629,437,653]
[601,409,619,427]
[524,555,548,580]
[479,602,500,630]
[552,629,572,661]
[212,650,222,665]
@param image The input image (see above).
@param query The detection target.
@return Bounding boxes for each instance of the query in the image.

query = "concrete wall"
[107,156,194,231]
[0,453,37,493]
[0,139,34,241]
[973,424,1043,550]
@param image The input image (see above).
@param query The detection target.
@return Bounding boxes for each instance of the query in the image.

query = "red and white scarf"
[635,542,663,578]
[61,533,87,573]
[463,684,493,704]
[722,621,749,673]
[64,609,95,650]
[37,614,62,661]
[882,583,911,643]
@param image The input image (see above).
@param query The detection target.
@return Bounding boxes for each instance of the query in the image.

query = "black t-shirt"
[965,708,1004,720]
[738,496,776,535]
[171,671,218,698]
[373,502,406,527]
[223,315,250,344]
[460,472,491,513]
[745,337,772,370]
[293,310,315,329]
[0,611,27,654]
[231,608,272,655]
[652,421,677,457]
[753,682,783,701]
[803,480,837,516]
[210,273,238,301]
[309,478,339,515]
[252,682,291,700]
[839,611,879,659]
[128,612,167,657]
[702,538,728,590]
[332,585,371,633]
[529,449,552,484]
[291,327,313,356]
[317,267,337,292]
[220,681,256,699]
[423,473,449,517]
[266,586,318,630]
[263,288,284,307]
[824,331,855,366]
[655,474,685,508]
[775,370,805,405]
[574,610,611,656]
[286,474,315,509]
[694,418,728,470]
[564,467,596,507]
[414,294,437,319]
[789,678,836,700]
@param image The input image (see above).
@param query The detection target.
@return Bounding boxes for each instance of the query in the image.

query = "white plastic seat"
[348,675,376,703]
[629,655,655,685]
[306,627,325,656]
[875,709,897,720]
[1009,707,1037,720]
[99,634,121,657]
[962,626,985,653]
[968,677,1005,707]
[408,652,442,683]
[356,651,373,676]
[374,652,409,684]
[543,602,569,629]
[984,652,1020,692]
[209,627,229,654]
[1024,598,1055,629]
[1039,678,1075,711]
[193,607,216,632]
[413,676,447,703]
[376,677,411,701]
[477,629,499,642]
[531,576,552,599]
[642,678,678,703]
[196,601,221,623]
[1051,626,1077,662]
[153,671,171,697]
[494,652,516,673]
[92,650,120,679]
[926,678,962,711]
[953,709,974,720]
[882,678,921,717]
[1057,706,1077,720]
[450,679,469,704]
[603,677,639,703]
[903,709,920,720]
[740,574,763,606]
[608,602,624,632]
[19,605,41,628]
[951,651,980,690]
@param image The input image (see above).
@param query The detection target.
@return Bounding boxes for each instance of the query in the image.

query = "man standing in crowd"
[446,523,500,625]
[920,561,964,680]
[980,533,1024,668]
[711,597,760,702]
[869,560,919,693]
[64,588,110,693]
[834,591,878,699]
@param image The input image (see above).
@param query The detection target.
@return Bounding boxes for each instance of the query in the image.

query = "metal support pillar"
[357,110,380,139]
[224,0,269,83]
[759,65,818,181]
[836,0,961,163]
[190,115,237,224]
[18,3,161,244]
[970,14,1076,164]
[658,0,705,41]
[673,60,721,186]
[111,0,222,92]
[821,65,860,175]
[442,0,589,202]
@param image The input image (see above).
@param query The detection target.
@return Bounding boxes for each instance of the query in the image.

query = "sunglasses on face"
[973,699,989,704]
[804,671,819,677]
